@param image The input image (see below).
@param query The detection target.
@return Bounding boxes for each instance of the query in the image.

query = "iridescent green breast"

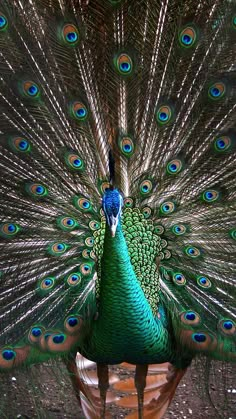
[93,203,170,313]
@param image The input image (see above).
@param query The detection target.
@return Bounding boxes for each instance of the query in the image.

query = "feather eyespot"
[80,263,92,276]
[62,24,80,46]
[0,14,8,31]
[115,53,133,75]
[47,242,68,256]
[100,182,111,194]
[66,272,81,287]
[156,105,172,125]
[40,277,55,290]
[181,311,201,326]
[173,272,186,286]
[52,334,66,344]
[142,207,152,219]
[74,196,92,212]
[9,137,31,153]
[2,349,16,361]
[230,228,236,240]
[85,237,94,247]
[28,326,45,343]
[197,276,212,289]
[25,182,48,198]
[202,189,219,203]
[64,315,83,333]
[56,216,77,231]
[172,224,186,235]
[185,246,201,258]
[71,102,88,121]
[208,82,225,100]
[179,26,197,48]
[154,225,165,235]
[232,16,236,29]
[218,319,235,335]
[160,201,175,215]
[124,197,134,208]
[192,332,207,343]
[22,81,40,98]
[82,249,91,259]
[64,151,85,171]
[163,249,171,259]
[166,159,182,175]
[89,220,100,231]
[139,180,153,195]
[0,223,20,238]
[214,136,231,152]
[119,136,135,157]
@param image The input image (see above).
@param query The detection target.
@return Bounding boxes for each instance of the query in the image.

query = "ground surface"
[0,360,235,419]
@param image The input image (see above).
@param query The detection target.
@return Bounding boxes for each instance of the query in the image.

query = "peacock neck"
[86,219,174,365]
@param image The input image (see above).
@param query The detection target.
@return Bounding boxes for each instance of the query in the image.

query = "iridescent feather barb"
[0,0,236,418]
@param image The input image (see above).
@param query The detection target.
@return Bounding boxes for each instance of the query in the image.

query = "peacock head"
[102,188,123,237]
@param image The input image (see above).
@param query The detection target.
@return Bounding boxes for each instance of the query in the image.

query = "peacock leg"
[134,364,148,419]
[97,363,109,418]
[65,353,98,412]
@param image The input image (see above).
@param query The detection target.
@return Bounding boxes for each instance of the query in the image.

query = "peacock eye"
[218,319,235,335]
[185,246,201,258]
[28,325,45,343]
[119,136,135,157]
[202,189,219,203]
[25,182,48,198]
[0,222,20,238]
[181,311,201,325]
[179,26,197,48]
[89,220,100,231]
[9,137,31,153]
[160,201,175,215]
[116,53,133,75]
[124,197,134,208]
[66,272,81,287]
[208,82,225,100]
[101,182,111,194]
[31,327,42,337]
[156,105,172,125]
[197,276,212,289]
[22,81,40,98]
[232,15,236,29]
[85,237,94,247]
[172,224,186,235]
[64,315,83,333]
[139,180,153,195]
[57,216,77,231]
[142,206,152,219]
[82,249,91,259]
[74,197,92,212]
[47,242,68,256]
[154,224,165,235]
[80,263,92,275]
[230,228,236,240]
[173,272,186,286]
[64,151,85,171]
[52,334,66,344]
[2,349,16,361]
[192,333,207,343]
[0,14,8,31]
[214,136,231,152]
[62,24,80,46]
[166,159,182,175]
[40,277,55,290]
[71,102,88,121]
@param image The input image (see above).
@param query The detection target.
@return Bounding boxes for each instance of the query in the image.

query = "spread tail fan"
[0,1,235,418]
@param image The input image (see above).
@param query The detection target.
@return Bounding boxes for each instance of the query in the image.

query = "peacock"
[0,0,235,418]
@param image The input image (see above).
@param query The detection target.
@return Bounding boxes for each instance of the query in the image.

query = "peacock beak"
[109,214,118,237]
